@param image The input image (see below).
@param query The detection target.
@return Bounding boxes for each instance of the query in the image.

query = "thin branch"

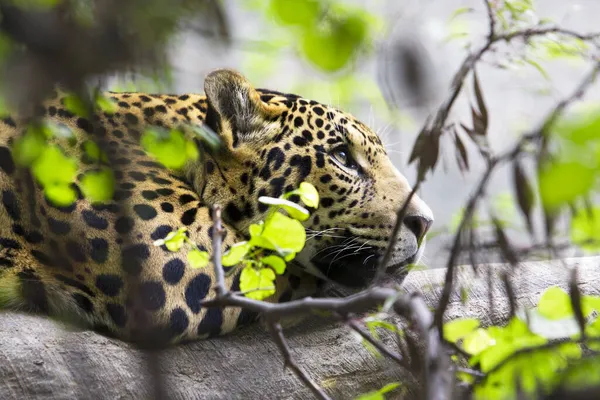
[211,205,227,297]
[482,0,496,41]
[373,181,421,285]
[346,319,408,368]
[268,321,332,400]
[426,27,600,136]
[204,286,452,400]
[434,61,600,337]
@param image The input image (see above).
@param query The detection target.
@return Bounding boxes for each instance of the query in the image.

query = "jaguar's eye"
[331,146,359,171]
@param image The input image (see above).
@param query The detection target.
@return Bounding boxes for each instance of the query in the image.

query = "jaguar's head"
[196,69,433,288]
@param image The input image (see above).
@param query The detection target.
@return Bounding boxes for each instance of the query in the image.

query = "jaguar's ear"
[204,69,282,147]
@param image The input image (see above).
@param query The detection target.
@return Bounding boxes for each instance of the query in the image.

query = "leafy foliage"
[438,286,600,399]
[154,182,319,300]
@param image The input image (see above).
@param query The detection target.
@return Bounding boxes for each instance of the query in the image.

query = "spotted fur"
[0,70,433,344]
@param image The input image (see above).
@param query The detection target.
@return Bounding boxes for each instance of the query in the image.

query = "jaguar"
[0,69,433,344]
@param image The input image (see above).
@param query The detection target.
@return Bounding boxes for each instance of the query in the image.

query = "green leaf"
[240,265,276,300]
[538,286,573,320]
[83,140,102,161]
[556,356,600,391]
[539,161,594,209]
[12,127,47,166]
[554,107,600,145]
[141,128,191,169]
[298,182,319,208]
[188,249,210,269]
[95,94,117,114]
[444,318,480,343]
[257,211,306,253]
[44,184,77,207]
[270,0,320,27]
[222,242,251,267]
[156,227,187,252]
[249,222,264,238]
[300,14,367,72]
[258,196,310,221]
[80,168,115,203]
[571,207,600,253]
[463,328,495,356]
[31,145,77,190]
[262,255,286,275]
[185,140,199,162]
[63,94,89,118]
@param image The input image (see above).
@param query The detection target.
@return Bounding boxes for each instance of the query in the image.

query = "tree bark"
[1,256,599,400]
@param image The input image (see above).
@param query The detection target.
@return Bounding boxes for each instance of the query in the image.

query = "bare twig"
[482,0,496,40]
[434,61,600,337]
[426,27,600,137]
[268,321,332,400]
[211,205,227,296]
[346,319,408,368]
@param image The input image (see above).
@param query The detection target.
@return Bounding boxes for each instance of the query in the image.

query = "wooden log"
[1,256,599,399]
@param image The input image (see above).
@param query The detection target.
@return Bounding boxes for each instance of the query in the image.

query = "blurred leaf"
[512,160,535,234]
[472,70,488,135]
[409,128,440,180]
[83,140,101,161]
[463,328,495,356]
[539,161,595,210]
[538,286,573,320]
[553,107,600,145]
[80,168,115,203]
[240,265,276,300]
[12,126,47,166]
[444,318,480,343]
[95,94,117,114]
[44,184,77,207]
[63,94,89,118]
[141,128,193,169]
[571,207,600,252]
[269,0,320,27]
[553,356,600,392]
[300,12,368,72]
[31,145,77,188]
[453,127,469,172]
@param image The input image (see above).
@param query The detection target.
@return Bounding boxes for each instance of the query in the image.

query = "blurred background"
[145,0,600,268]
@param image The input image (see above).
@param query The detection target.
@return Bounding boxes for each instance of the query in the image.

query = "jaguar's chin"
[311,248,417,289]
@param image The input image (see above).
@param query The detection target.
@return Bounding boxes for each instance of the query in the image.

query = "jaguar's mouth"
[311,248,417,289]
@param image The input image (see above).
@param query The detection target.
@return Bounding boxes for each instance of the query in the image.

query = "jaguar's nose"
[404,215,433,243]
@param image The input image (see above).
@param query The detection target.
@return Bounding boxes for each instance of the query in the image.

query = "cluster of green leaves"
[443,286,600,398]
[222,182,319,299]
[155,182,319,300]
[11,93,118,206]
